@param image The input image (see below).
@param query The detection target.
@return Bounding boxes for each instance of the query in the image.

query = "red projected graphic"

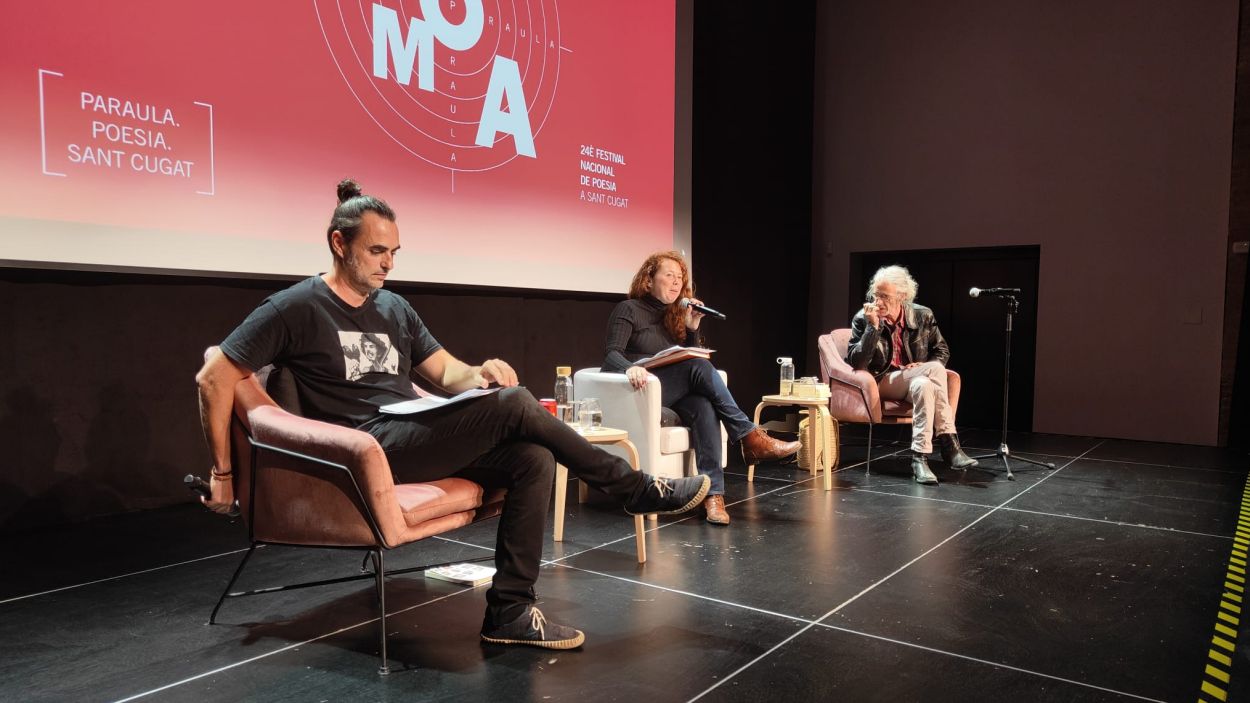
[316,0,562,172]
[0,1,676,293]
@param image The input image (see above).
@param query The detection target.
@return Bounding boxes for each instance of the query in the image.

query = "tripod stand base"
[970,444,1056,480]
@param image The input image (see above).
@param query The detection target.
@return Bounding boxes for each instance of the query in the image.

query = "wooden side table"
[553,426,648,563]
[747,395,837,491]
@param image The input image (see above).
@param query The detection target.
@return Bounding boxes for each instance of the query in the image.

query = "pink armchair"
[817,330,960,471]
[205,349,504,675]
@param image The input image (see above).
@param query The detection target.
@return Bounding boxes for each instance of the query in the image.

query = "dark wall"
[1223,0,1250,446]
[809,0,1239,445]
[690,3,816,406]
[1234,263,1250,448]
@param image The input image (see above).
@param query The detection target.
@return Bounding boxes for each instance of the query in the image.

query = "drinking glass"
[579,398,602,432]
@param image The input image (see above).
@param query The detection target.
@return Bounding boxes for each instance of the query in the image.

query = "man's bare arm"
[415,349,518,394]
[195,349,251,514]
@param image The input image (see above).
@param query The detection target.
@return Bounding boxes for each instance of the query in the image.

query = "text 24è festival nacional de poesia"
[65,92,197,178]
[578,145,629,208]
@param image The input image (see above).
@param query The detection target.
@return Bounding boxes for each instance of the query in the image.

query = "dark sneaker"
[624,474,710,516]
[481,607,585,650]
[911,453,938,485]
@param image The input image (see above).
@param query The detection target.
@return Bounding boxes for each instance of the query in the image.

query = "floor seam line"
[807,620,1168,702]
[849,488,1234,539]
[542,451,908,564]
[0,547,253,606]
[686,440,1105,701]
[109,587,477,703]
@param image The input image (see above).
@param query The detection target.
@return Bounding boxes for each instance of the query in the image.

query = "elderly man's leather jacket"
[846,303,950,378]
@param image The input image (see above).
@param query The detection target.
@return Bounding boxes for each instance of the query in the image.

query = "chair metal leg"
[361,551,382,608]
[371,549,390,675]
[209,544,257,625]
[865,422,873,475]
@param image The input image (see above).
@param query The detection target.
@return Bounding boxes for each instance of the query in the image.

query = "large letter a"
[475,56,535,158]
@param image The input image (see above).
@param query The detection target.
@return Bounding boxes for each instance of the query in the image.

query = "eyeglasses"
[868,292,900,304]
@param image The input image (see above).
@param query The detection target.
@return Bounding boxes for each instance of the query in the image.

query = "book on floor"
[423,563,497,587]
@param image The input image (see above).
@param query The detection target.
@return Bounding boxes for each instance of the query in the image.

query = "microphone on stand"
[680,298,727,320]
[969,287,1021,298]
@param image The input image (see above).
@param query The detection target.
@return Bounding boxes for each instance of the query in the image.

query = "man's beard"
[343,252,381,290]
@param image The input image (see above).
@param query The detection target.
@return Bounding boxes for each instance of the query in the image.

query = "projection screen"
[0,1,680,293]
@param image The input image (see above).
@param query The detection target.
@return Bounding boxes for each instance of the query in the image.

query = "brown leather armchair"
[206,350,504,674]
[817,330,961,471]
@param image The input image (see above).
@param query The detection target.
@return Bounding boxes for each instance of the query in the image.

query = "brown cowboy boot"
[704,495,730,525]
[740,427,801,464]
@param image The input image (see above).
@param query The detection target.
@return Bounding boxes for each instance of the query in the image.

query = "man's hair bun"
[336,178,363,204]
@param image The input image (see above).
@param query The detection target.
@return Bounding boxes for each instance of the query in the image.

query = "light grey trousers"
[877,361,957,454]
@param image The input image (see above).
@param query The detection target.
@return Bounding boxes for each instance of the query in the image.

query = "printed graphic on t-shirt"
[339,331,400,381]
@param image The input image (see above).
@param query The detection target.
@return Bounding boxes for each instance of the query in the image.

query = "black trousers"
[359,386,645,627]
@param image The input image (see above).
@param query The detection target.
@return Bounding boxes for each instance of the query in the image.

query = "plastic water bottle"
[777,356,795,396]
[555,366,573,423]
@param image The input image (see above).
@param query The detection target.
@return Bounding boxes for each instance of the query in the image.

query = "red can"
[539,398,558,416]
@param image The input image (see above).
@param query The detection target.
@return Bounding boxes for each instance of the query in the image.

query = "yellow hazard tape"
[1200,472,1250,702]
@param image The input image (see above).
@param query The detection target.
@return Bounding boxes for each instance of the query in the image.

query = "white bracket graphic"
[193,101,216,196]
[38,69,66,177]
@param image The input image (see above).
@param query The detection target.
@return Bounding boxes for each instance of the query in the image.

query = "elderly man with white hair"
[845,265,977,484]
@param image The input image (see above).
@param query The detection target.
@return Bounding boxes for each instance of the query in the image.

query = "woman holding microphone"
[602,251,799,525]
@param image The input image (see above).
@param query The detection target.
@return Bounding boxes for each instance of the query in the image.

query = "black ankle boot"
[911,453,938,485]
[937,433,978,470]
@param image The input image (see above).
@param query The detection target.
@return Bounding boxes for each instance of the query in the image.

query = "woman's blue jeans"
[649,358,755,495]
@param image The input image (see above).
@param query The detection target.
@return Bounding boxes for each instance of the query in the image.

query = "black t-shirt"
[219,276,442,427]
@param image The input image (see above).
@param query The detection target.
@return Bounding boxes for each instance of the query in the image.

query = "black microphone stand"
[970,293,1055,479]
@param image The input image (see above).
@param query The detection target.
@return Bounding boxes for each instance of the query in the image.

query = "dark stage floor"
[2,430,1248,702]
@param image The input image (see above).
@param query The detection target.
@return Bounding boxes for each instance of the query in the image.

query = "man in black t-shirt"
[196,180,710,650]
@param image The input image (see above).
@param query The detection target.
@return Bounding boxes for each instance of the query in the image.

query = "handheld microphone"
[186,474,240,517]
[185,474,212,499]
[969,287,1022,298]
[680,298,726,320]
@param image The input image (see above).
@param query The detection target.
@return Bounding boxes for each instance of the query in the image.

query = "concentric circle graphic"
[314,0,562,173]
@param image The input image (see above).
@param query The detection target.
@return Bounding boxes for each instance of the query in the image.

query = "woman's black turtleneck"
[602,296,698,372]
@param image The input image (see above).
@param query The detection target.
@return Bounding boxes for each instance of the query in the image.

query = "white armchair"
[574,367,729,481]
